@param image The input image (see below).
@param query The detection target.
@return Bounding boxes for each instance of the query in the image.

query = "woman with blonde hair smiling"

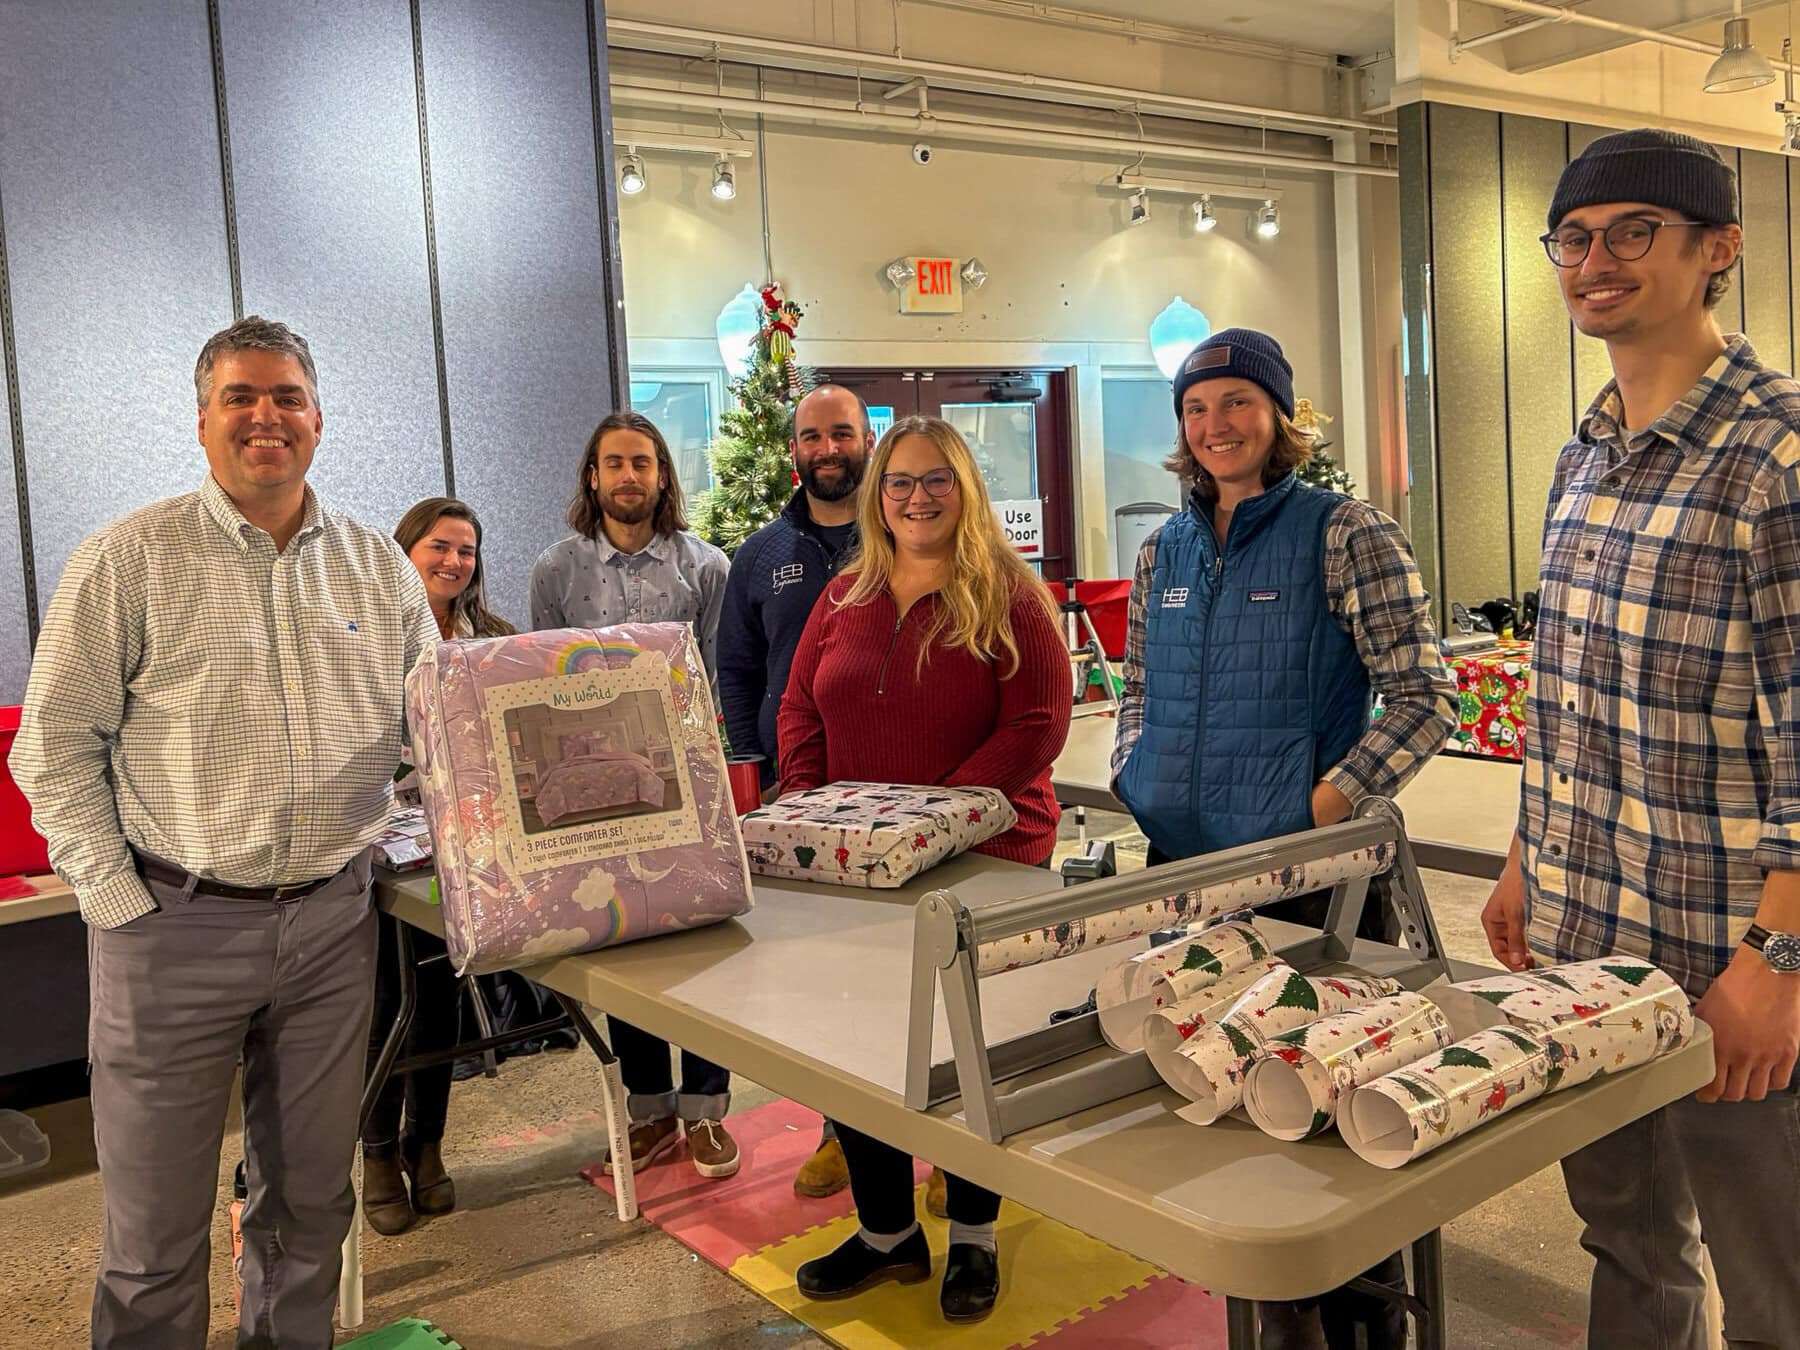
[779,415,1072,1324]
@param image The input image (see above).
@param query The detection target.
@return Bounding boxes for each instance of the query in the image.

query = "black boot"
[939,1243,1000,1323]
[796,1230,931,1300]
[1318,1252,1409,1350]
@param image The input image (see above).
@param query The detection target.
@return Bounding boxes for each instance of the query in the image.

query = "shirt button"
[1583,549,1596,561]
[1572,623,1582,635]
[1549,844,1563,857]
[1566,700,1576,712]
[1559,772,1569,784]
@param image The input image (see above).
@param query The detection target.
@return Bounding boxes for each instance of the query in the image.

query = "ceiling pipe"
[605,16,1393,139]
[1449,0,1800,73]
[611,82,1399,178]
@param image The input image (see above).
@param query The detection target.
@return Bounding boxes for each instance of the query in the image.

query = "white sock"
[858,1222,921,1253]
[948,1220,997,1252]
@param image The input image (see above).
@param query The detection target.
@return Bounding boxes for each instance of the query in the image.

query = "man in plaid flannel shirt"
[1482,129,1800,1348]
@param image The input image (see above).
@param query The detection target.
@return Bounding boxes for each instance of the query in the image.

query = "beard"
[799,455,865,502]
[600,487,656,526]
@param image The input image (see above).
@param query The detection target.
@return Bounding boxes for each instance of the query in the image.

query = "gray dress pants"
[1561,1080,1800,1350]
[86,854,377,1350]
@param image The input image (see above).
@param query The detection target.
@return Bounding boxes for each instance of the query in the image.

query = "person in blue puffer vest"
[1111,327,1455,1350]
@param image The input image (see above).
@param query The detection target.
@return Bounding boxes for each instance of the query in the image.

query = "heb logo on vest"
[993,499,1042,560]
[771,562,805,593]
[1161,587,1190,607]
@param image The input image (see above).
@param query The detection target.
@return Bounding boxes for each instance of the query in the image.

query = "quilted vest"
[1116,474,1370,860]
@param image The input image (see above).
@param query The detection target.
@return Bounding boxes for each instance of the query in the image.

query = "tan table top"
[0,874,77,927]
[380,858,1711,1299]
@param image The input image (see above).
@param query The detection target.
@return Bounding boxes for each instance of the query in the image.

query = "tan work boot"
[602,1116,682,1176]
[361,1150,416,1236]
[685,1117,741,1179]
[794,1137,850,1198]
[926,1165,949,1219]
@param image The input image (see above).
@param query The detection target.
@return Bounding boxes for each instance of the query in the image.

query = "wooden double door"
[817,367,1075,583]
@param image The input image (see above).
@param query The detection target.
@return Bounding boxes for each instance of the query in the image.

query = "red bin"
[0,706,52,877]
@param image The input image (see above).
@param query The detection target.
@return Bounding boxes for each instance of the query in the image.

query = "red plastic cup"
[727,756,765,816]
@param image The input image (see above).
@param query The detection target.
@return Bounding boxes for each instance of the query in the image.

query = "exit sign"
[898,256,963,314]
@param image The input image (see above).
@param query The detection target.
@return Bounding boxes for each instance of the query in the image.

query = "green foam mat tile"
[339,1318,463,1350]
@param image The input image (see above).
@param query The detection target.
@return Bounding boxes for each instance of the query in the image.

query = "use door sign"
[994,499,1043,559]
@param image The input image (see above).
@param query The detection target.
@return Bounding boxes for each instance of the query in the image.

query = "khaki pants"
[87,855,376,1349]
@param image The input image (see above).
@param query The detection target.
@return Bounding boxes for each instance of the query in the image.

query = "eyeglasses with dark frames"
[880,468,959,501]
[1539,217,1708,267]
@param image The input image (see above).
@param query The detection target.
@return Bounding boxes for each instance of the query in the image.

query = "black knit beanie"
[1171,328,1295,421]
[1547,129,1738,233]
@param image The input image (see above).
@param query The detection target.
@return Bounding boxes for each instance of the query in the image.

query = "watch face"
[1766,932,1800,974]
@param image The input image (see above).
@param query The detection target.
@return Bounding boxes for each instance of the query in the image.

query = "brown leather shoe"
[685,1117,741,1179]
[926,1165,949,1220]
[603,1116,682,1176]
[401,1137,456,1216]
[794,1137,850,1198]
[361,1150,416,1236]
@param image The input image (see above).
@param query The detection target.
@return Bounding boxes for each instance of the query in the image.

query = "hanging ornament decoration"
[760,283,805,400]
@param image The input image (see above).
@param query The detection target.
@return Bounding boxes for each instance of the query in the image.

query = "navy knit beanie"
[1171,328,1295,421]
[1547,129,1738,233]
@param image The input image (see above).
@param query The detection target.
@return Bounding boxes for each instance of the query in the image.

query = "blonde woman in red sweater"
[778,415,1072,1324]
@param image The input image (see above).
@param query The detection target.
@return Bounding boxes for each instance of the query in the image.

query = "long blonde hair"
[837,415,1058,678]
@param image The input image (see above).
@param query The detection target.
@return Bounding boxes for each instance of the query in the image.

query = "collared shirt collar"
[592,526,675,566]
[200,474,326,552]
[1576,333,1761,458]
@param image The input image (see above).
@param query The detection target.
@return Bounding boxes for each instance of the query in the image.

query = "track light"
[1254,199,1281,239]
[1705,14,1776,93]
[1128,189,1150,226]
[711,158,736,200]
[1193,195,1217,233]
[618,151,645,196]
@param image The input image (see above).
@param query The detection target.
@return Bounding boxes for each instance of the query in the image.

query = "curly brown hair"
[1161,407,1315,499]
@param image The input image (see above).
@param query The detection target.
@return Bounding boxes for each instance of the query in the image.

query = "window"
[628,368,727,504]
[1100,372,1182,578]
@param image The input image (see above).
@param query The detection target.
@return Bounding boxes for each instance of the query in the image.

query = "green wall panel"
[1568,125,1615,413]
[1398,101,1440,610]
[1501,114,1574,598]
[1739,148,1791,371]
[1428,104,1513,612]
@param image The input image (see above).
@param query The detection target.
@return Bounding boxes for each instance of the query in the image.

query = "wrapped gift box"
[1447,639,1531,761]
[742,782,1016,888]
[407,624,754,973]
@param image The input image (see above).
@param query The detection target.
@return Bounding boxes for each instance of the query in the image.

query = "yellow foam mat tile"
[728,1185,1158,1350]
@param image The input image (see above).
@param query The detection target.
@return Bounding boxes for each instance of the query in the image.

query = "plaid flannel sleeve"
[1749,459,1800,871]
[1109,530,1159,787]
[1322,501,1457,804]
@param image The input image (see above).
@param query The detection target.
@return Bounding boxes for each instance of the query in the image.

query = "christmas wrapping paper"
[740,783,1015,888]
[1138,959,1293,1067]
[1146,968,1405,1125]
[406,624,753,973]
[1338,1025,1552,1169]
[1446,639,1531,761]
[1428,957,1694,1092]
[975,841,1395,977]
[1243,991,1455,1141]
[1095,920,1276,1052]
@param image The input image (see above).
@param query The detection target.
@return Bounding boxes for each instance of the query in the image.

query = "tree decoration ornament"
[1291,398,1358,497]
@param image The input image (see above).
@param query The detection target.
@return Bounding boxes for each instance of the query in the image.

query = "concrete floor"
[0,805,1717,1349]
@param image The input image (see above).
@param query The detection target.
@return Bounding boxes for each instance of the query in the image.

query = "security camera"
[911,143,933,165]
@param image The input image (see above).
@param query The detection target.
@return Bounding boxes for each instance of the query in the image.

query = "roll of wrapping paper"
[974,841,1395,976]
[1427,956,1694,1092]
[1095,919,1275,1052]
[1138,958,1293,1066]
[1338,1025,1551,1169]
[1243,991,1455,1141]
[1147,968,1405,1125]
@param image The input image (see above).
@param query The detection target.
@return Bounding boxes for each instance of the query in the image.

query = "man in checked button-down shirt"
[1481,131,1800,1349]
[10,316,437,1349]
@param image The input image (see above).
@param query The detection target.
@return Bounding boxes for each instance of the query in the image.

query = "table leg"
[1225,1296,1257,1349]
[551,993,637,1222]
[1411,1228,1447,1350]
[1076,803,1088,849]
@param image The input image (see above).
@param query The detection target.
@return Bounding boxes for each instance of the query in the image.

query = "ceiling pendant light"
[1705,7,1776,93]
[1128,188,1150,226]
[1254,199,1281,239]
[711,158,737,200]
[618,150,646,196]
[1193,194,1218,233]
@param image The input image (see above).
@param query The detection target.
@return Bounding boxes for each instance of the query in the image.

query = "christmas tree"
[692,285,812,554]
[1291,398,1357,496]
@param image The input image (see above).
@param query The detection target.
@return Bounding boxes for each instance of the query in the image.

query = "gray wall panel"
[1397,102,1438,608]
[420,0,615,627]
[1712,145,1746,335]
[220,0,445,533]
[1568,125,1615,411]
[0,0,232,611]
[0,355,26,704]
[1500,114,1573,599]
[1739,148,1791,371]
[1427,105,1512,612]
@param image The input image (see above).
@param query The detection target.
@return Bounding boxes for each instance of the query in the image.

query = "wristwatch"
[1743,924,1800,973]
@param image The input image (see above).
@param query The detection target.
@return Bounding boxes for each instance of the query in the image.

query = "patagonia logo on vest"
[1249,589,1281,603]
[772,562,805,592]
[1161,587,1190,608]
